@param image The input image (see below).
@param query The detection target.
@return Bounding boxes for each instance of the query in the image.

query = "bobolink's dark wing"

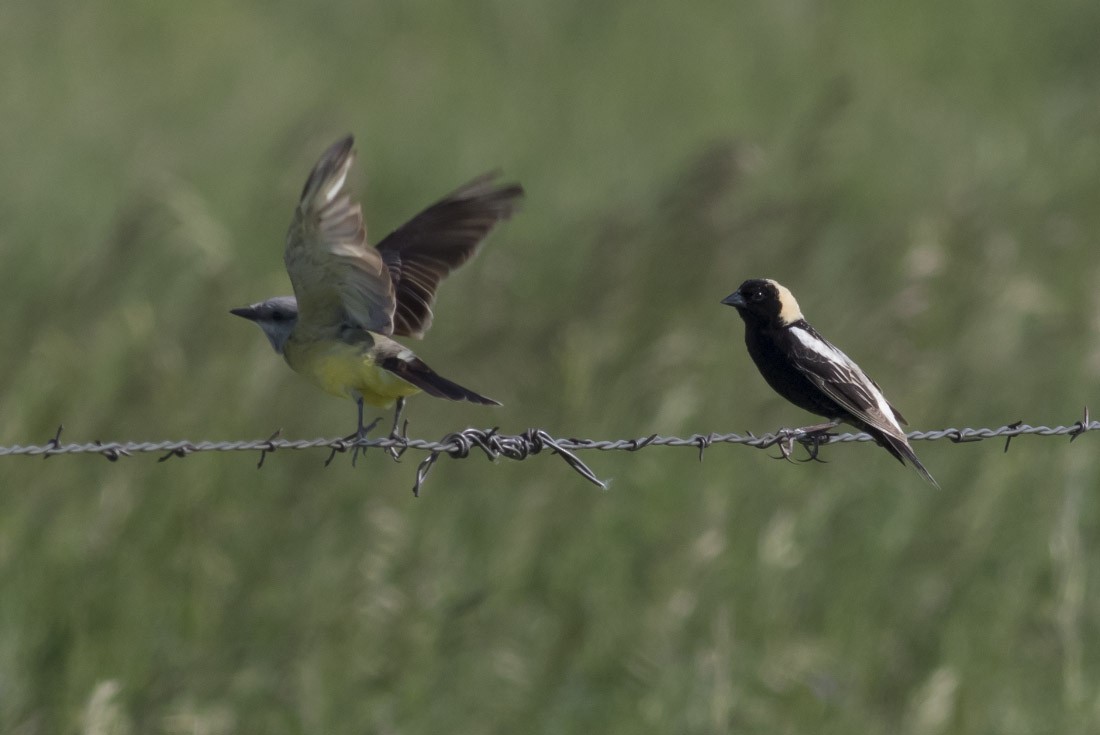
[786,324,908,440]
[881,385,908,426]
[788,323,938,487]
[284,135,397,334]
[375,172,523,339]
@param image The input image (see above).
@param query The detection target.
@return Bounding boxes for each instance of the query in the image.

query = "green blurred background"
[2,0,1099,732]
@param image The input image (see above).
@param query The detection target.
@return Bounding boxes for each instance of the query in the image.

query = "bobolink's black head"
[721,278,804,329]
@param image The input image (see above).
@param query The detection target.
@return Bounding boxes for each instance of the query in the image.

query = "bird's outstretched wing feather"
[375,172,523,338]
[284,135,396,334]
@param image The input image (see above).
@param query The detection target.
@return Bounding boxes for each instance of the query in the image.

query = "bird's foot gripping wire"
[349,417,383,467]
[386,397,409,462]
[325,397,383,467]
[769,420,840,463]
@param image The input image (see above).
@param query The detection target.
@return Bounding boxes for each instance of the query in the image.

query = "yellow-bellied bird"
[232,135,523,444]
[722,278,937,486]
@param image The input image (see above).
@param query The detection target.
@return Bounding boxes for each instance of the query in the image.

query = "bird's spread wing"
[284,135,396,334]
[788,325,908,438]
[375,172,524,338]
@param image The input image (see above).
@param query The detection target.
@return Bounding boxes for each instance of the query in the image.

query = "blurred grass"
[1,0,1099,732]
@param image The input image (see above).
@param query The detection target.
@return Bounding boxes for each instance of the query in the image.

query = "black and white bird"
[722,278,937,486]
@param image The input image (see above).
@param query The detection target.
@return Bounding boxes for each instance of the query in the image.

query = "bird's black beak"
[721,292,745,308]
[230,306,258,321]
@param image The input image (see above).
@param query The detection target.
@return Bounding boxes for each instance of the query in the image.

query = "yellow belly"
[283,337,421,408]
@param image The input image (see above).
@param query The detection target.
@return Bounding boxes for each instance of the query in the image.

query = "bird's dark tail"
[380,355,500,405]
[878,432,939,488]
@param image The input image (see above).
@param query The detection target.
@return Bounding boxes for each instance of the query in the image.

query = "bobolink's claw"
[792,420,839,463]
[769,429,800,463]
[795,431,833,463]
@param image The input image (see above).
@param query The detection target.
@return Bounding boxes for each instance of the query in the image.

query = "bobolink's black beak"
[230,306,259,321]
[721,292,745,308]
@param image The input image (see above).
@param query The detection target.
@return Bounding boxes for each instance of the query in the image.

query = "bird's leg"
[390,396,406,437]
[351,397,386,466]
[324,396,382,467]
[770,419,840,463]
[386,397,409,462]
[790,419,842,436]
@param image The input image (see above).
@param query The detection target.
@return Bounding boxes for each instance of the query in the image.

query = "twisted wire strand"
[2,409,1095,496]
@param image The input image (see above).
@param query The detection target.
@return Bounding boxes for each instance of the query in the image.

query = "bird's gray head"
[721,278,804,328]
[230,295,299,354]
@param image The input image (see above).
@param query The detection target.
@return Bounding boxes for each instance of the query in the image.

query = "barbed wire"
[2,408,1095,495]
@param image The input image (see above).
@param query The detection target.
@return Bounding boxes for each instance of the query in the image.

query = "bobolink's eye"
[750,289,765,302]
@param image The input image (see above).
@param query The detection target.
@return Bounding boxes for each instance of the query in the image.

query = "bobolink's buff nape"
[722,278,937,487]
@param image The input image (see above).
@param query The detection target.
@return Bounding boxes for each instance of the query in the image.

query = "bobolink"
[722,278,937,486]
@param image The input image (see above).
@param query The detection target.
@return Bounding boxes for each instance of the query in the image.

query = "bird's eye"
[750,289,765,302]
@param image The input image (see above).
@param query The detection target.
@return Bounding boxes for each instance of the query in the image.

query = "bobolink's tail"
[878,432,939,488]
[380,355,500,406]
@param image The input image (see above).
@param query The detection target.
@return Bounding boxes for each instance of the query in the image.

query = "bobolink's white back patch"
[789,326,904,435]
[790,326,848,364]
[766,279,804,325]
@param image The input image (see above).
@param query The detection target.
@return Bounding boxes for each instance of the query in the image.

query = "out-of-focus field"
[1,1,1099,732]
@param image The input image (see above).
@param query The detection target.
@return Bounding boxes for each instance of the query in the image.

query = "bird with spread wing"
[232,135,523,452]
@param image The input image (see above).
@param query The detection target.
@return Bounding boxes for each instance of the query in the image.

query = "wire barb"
[410,427,607,497]
[158,443,196,462]
[1003,420,1024,453]
[4,413,1098,494]
[43,425,64,460]
[693,434,712,462]
[1069,406,1091,443]
[256,429,282,469]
